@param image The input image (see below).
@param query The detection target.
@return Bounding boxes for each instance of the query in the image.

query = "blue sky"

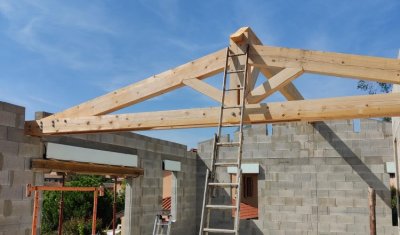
[0,0,399,148]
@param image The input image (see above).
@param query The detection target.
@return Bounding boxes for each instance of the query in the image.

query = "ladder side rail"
[199,169,210,235]
[152,215,159,235]
[236,45,250,168]
[199,45,250,234]
[209,134,218,179]
[217,48,231,138]
[234,45,250,234]
[233,169,242,234]
[166,217,172,235]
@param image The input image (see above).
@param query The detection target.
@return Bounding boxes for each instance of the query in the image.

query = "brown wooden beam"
[25,93,400,136]
[31,159,144,177]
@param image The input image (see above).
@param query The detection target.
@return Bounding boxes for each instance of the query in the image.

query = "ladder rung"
[206,204,236,210]
[224,87,244,91]
[228,52,247,57]
[226,70,245,74]
[217,142,240,147]
[214,162,238,166]
[203,228,236,233]
[222,105,241,109]
[208,182,239,187]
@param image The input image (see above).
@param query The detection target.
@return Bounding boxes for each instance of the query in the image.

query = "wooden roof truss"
[25,27,400,136]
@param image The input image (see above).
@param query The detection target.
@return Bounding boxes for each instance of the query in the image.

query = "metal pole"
[113,176,117,235]
[92,189,99,235]
[369,187,376,235]
[57,174,65,235]
[31,190,39,235]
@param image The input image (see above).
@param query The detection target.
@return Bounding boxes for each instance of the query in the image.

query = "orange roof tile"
[232,200,258,220]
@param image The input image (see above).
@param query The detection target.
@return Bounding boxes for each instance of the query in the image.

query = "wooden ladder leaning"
[199,45,250,235]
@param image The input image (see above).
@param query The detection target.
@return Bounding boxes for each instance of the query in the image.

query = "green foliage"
[41,175,125,234]
[62,217,102,235]
[357,80,392,122]
[357,80,392,95]
[391,186,397,209]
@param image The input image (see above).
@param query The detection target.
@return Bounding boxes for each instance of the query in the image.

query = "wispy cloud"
[0,1,118,70]
[138,0,180,26]
[165,37,223,53]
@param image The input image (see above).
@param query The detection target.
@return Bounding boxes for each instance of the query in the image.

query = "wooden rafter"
[182,78,223,103]
[229,27,303,101]
[247,67,304,104]
[42,48,226,120]
[250,45,400,83]
[25,93,400,135]
[24,27,400,137]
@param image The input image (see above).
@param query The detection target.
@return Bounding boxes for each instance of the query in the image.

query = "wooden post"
[57,174,65,235]
[31,190,39,235]
[369,187,376,235]
[92,189,99,235]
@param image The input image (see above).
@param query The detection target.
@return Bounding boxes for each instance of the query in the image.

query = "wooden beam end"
[24,120,44,137]
[230,27,251,43]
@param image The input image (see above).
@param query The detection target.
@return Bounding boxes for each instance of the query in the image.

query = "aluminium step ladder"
[199,45,250,235]
[152,211,173,235]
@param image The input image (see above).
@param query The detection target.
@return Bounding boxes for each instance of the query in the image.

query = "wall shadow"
[195,155,264,234]
[313,121,391,207]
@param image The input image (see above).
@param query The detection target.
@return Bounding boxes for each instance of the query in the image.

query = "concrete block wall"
[0,102,43,235]
[44,130,198,235]
[197,120,397,234]
[1,103,198,235]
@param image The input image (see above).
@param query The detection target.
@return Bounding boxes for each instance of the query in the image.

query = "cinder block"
[0,111,16,127]
[6,127,24,142]
[335,182,353,190]
[336,198,354,207]
[0,140,19,156]
[11,171,34,185]
[0,185,23,200]
[317,198,336,207]
[18,143,41,158]
[346,223,368,233]
[0,126,6,140]
[329,222,347,233]
[284,197,303,206]
[1,155,24,171]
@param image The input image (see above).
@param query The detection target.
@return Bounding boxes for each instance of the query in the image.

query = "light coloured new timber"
[229,27,303,101]
[24,27,400,136]
[25,93,400,135]
[250,45,400,84]
[247,67,304,103]
[182,78,223,103]
[42,49,226,120]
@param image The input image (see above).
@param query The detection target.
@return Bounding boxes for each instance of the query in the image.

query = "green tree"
[357,80,392,121]
[357,80,392,94]
[41,175,125,234]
